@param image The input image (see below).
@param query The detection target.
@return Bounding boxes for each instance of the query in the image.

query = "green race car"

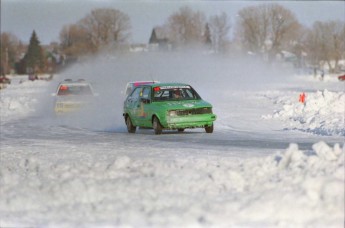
[123,83,216,134]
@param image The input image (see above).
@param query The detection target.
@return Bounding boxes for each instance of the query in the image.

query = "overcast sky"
[1,0,344,45]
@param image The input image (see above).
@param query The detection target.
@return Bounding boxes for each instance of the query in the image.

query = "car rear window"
[58,84,93,96]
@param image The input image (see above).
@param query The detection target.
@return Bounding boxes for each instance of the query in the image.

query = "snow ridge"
[263,89,345,136]
[0,142,343,227]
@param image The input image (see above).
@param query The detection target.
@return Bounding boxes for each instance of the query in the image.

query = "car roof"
[127,81,159,86]
[142,82,190,88]
[58,79,92,86]
[128,80,158,83]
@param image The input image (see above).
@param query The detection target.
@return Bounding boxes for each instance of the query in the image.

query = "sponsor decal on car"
[158,85,191,89]
[183,103,195,108]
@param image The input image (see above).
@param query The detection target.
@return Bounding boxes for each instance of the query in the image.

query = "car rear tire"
[126,116,136,133]
[205,124,213,133]
[153,117,162,135]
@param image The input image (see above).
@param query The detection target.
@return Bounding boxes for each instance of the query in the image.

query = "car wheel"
[178,128,185,132]
[153,116,162,135]
[205,124,213,133]
[126,116,136,133]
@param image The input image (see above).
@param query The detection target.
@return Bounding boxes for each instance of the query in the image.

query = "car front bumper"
[55,102,84,113]
[164,114,216,129]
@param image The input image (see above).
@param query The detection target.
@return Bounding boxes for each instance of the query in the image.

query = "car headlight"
[168,110,177,116]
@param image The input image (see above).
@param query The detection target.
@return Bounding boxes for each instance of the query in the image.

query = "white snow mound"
[263,89,345,136]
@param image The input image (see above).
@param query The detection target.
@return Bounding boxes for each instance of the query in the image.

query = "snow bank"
[0,80,49,120]
[0,142,343,227]
[263,89,345,136]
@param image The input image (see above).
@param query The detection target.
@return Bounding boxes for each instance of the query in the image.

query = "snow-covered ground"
[0,53,344,227]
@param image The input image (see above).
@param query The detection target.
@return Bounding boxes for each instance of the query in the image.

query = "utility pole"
[5,48,9,75]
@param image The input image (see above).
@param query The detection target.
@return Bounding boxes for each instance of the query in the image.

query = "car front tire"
[126,116,136,133]
[153,116,163,135]
[205,124,213,133]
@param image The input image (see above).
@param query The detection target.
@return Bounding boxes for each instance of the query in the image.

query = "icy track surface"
[0,54,344,227]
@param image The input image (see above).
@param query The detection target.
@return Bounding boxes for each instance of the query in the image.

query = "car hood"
[154,100,212,110]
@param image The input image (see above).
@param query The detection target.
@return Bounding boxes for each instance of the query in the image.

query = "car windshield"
[152,85,200,101]
[57,84,93,96]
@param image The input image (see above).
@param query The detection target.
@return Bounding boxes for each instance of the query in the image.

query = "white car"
[52,79,97,114]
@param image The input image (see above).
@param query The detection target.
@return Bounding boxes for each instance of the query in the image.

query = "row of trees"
[151,7,230,53]
[1,3,345,75]
[236,4,301,60]
[145,4,344,73]
[235,4,345,72]
[1,31,61,75]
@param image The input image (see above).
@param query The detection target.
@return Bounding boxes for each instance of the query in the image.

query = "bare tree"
[287,25,309,68]
[59,8,131,56]
[166,6,206,47]
[60,24,95,56]
[303,25,323,71]
[235,5,269,54]
[236,4,300,60]
[268,4,301,60]
[79,8,131,50]
[1,32,21,75]
[209,12,230,53]
[310,21,345,73]
[305,20,345,73]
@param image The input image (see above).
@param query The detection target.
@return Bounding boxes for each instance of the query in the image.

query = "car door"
[138,86,153,127]
[126,86,153,127]
[125,87,142,125]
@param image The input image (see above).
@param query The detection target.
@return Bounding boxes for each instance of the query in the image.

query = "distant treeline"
[1,4,344,75]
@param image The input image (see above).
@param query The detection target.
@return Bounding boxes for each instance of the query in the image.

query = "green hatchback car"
[123,83,216,134]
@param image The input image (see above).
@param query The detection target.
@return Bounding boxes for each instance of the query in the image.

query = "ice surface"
[0,53,344,227]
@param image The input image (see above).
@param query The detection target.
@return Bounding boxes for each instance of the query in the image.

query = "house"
[148,27,171,51]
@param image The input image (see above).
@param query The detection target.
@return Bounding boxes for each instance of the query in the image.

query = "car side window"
[130,87,142,101]
[141,87,151,99]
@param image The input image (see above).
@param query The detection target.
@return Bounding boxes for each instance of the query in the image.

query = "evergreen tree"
[149,28,158,44]
[24,30,44,73]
